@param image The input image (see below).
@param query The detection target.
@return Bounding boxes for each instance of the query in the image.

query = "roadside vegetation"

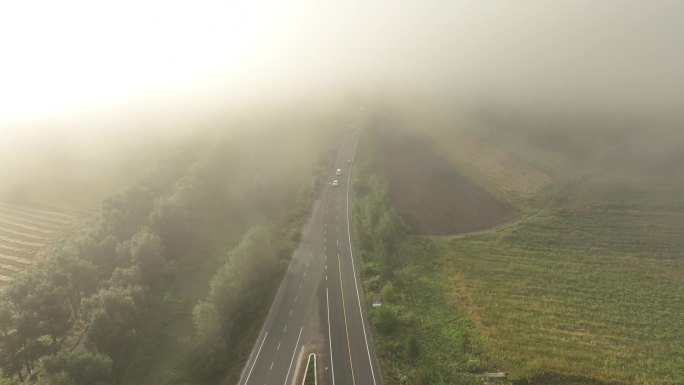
[0,110,342,385]
[303,354,315,385]
[352,123,500,385]
[353,106,684,385]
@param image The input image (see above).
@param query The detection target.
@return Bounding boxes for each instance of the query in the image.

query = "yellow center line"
[338,252,357,385]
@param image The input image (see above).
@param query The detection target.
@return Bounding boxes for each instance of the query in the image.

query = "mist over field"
[1,0,681,248]
[2,2,684,385]
[0,1,681,193]
[1,0,681,121]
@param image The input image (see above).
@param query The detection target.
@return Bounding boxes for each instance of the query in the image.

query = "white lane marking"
[326,288,335,385]
[242,331,269,385]
[345,139,378,385]
[283,327,304,385]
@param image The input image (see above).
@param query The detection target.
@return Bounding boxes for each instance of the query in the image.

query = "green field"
[353,108,684,385]
[353,125,498,385]
[446,179,684,385]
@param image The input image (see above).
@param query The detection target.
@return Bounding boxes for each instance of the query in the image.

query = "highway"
[237,126,380,385]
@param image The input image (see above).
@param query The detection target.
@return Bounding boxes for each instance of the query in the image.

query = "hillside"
[354,106,684,385]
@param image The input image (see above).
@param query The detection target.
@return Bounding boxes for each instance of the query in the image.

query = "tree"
[3,269,66,371]
[207,226,277,324]
[29,283,72,346]
[47,252,98,318]
[0,300,24,382]
[100,185,154,239]
[73,233,121,278]
[192,301,220,341]
[372,305,400,335]
[188,301,227,379]
[149,195,195,261]
[109,266,141,289]
[82,286,143,381]
[37,350,113,385]
[128,228,165,287]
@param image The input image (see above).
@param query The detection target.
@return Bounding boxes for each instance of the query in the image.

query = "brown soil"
[378,127,517,235]
[0,202,80,287]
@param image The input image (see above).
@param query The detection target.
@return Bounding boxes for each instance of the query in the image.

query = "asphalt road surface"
[238,125,380,385]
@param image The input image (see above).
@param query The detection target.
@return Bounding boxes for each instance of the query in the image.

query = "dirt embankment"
[376,126,517,235]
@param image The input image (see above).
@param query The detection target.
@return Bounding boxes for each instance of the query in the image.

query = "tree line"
[0,125,331,384]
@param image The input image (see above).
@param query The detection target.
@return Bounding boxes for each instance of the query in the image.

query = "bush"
[372,305,400,335]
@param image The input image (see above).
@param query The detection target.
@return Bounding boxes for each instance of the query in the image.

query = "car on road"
[336,168,342,176]
[332,179,339,187]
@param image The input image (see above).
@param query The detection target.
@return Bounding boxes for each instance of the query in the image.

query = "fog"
[1,0,683,179]
[1,3,683,383]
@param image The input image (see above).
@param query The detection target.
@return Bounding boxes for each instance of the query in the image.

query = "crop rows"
[446,181,684,385]
[0,203,79,287]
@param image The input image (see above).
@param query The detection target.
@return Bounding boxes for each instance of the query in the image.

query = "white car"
[336,168,342,176]
[332,179,339,187]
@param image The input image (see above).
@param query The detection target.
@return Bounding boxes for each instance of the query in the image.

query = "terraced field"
[0,202,81,287]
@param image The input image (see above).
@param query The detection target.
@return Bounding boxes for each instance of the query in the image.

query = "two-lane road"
[238,126,380,385]
[324,132,379,385]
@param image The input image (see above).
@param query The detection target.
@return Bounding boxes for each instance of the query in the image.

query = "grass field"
[445,178,684,385]
[0,202,81,287]
[353,123,502,385]
[355,107,684,385]
[364,236,498,385]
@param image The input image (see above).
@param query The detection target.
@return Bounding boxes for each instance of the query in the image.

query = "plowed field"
[0,203,80,287]
[378,127,516,235]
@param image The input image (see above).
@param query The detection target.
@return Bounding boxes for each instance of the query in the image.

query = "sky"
[0,0,682,129]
